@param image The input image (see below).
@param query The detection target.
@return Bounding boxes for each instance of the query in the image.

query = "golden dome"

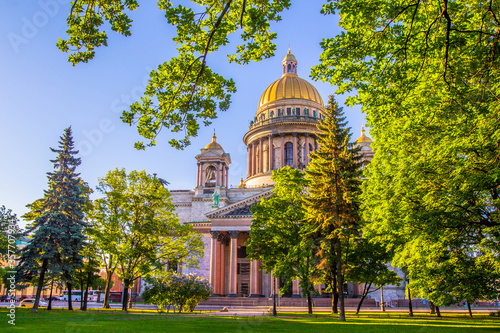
[355,127,373,143]
[258,75,324,109]
[283,49,296,62]
[205,132,223,149]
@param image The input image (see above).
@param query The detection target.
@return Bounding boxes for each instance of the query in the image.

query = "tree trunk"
[122,279,130,311]
[407,284,413,317]
[436,305,441,317]
[380,286,386,312]
[467,300,473,318]
[80,276,85,310]
[32,258,48,313]
[332,269,338,314]
[355,282,372,315]
[307,290,313,315]
[128,285,133,309]
[67,281,73,311]
[103,268,113,309]
[47,279,54,311]
[429,301,435,314]
[336,239,345,322]
[83,269,92,311]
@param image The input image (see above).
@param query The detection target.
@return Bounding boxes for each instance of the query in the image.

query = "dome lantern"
[282,49,298,76]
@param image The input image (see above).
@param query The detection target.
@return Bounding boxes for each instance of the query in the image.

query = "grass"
[1,308,499,332]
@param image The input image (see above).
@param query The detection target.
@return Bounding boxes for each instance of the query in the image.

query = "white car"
[19,298,48,308]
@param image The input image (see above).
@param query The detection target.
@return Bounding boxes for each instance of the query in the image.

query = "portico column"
[221,163,225,187]
[209,231,219,295]
[304,134,310,167]
[247,145,251,177]
[216,162,221,186]
[280,134,285,168]
[292,279,301,298]
[292,133,298,168]
[228,231,239,297]
[196,163,201,186]
[268,135,273,171]
[259,138,263,174]
[225,167,229,188]
[218,234,225,295]
[250,260,262,297]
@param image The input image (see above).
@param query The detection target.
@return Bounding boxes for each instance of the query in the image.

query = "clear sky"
[1,1,367,227]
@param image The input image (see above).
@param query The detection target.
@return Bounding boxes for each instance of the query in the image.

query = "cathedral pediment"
[206,188,273,219]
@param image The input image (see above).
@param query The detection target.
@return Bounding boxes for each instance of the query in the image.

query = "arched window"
[287,64,291,72]
[295,108,300,116]
[285,142,293,166]
[286,108,292,116]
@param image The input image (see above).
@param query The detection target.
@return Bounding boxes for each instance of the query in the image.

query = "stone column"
[280,134,285,168]
[228,231,239,297]
[304,134,310,167]
[268,135,273,171]
[218,234,225,295]
[252,141,256,177]
[196,163,201,186]
[292,280,301,298]
[209,231,219,295]
[216,162,221,186]
[247,145,251,178]
[259,138,263,174]
[225,167,229,188]
[221,163,225,188]
[292,133,298,168]
[250,260,262,297]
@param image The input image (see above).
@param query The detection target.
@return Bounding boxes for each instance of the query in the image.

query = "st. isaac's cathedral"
[170,51,404,303]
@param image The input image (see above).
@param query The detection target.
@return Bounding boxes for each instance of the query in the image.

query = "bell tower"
[195,132,231,198]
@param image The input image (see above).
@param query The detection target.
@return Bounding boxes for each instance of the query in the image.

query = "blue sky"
[0,1,367,226]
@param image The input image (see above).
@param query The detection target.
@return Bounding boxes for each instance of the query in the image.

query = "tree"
[59,0,292,149]
[344,238,401,314]
[142,271,212,313]
[247,167,316,315]
[0,206,21,257]
[16,127,86,313]
[304,95,363,322]
[88,168,204,311]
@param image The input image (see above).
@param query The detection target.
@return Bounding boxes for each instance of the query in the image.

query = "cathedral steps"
[199,297,377,308]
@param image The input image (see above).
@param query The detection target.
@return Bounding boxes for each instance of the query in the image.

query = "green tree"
[0,206,21,257]
[16,127,86,313]
[89,168,204,311]
[59,0,292,149]
[247,167,316,315]
[345,237,401,314]
[304,95,363,321]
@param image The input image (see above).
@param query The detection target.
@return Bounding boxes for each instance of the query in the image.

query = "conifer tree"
[16,127,86,312]
[304,96,363,322]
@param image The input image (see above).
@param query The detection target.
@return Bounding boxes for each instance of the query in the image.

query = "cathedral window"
[296,108,300,116]
[286,108,292,116]
[313,110,317,118]
[287,64,291,72]
[205,165,216,185]
[285,142,293,166]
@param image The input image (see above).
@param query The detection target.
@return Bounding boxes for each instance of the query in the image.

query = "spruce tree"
[16,127,86,312]
[304,96,363,322]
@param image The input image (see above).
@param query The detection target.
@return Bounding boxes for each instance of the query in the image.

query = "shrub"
[142,272,212,313]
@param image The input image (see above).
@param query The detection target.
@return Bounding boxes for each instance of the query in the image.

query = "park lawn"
[1,308,499,332]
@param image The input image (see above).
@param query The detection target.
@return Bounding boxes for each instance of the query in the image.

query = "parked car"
[0,295,11,302]
[46,295,64,301]
[19,298,48,308]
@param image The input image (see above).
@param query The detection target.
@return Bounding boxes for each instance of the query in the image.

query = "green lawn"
[1,308,499,332]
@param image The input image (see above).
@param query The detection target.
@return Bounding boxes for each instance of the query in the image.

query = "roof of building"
[355,127,373,143]
[205,132,223,149]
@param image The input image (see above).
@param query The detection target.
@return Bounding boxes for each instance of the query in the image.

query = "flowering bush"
[142,272,212,313]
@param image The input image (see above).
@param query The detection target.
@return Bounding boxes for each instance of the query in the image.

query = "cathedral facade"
[170,51,394,300]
